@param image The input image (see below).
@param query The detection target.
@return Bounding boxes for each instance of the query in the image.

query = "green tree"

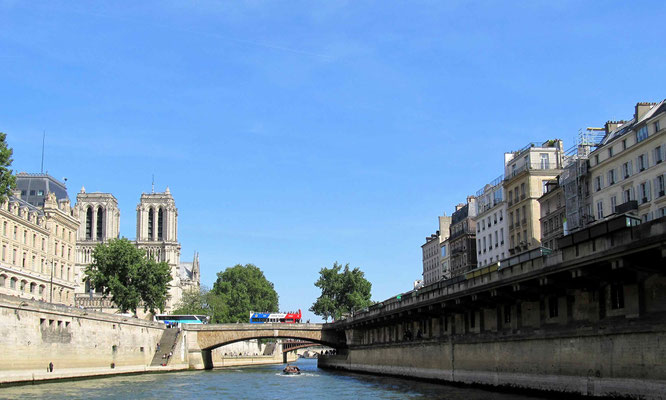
[0,133,17,201]
[211,264,279,323]
[310,262,373,321]
[84,238,172,314]
[172,286,230,323]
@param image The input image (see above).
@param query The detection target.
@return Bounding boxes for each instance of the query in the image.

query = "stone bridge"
[183,323,344,369]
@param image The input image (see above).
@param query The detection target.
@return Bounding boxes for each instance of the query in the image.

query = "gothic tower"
[135,187,182,311]
[74,187,121,294]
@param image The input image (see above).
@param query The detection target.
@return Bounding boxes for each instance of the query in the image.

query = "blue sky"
[1,1,665,321]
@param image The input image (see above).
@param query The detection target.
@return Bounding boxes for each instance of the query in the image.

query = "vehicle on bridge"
[154,314,210,326]
[249,309,301,323]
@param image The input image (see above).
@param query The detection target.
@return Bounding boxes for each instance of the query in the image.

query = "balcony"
[449,229,475,240]
[505,160,561,182]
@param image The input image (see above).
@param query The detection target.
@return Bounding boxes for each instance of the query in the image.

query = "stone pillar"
[91,207,97,241]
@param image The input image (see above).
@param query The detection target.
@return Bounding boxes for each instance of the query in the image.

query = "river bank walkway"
[0,364,189,386]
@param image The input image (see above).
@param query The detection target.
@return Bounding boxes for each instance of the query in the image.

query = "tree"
[172,286,230,323]
[310,262,373,321]
[211,264,279,323]
[84,238,172,314]
[0,132,16,201]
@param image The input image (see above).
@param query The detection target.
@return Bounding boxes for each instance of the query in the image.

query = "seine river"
[0,359,549,400]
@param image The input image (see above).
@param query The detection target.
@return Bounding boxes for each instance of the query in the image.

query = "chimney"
[635,102,655,121]
[605,120,623,135]
[455,203,465,211]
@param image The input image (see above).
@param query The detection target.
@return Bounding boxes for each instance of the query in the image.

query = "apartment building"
[449,197,477,277]
[475,175,507,268]
[538,178,565,250]
[588,101,666,222]
[421,214,451,285]
[504,140,564,255]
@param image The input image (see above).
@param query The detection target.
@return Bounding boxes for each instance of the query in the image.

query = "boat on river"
[283,365,301,375]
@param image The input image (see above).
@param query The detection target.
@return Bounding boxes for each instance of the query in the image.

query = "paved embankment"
[0,365,188,386]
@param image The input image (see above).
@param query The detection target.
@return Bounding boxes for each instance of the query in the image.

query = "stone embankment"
[0,294,188,385]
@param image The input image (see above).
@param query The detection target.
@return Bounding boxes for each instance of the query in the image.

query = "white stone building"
[475,174,507,268]
[588,101,666,223]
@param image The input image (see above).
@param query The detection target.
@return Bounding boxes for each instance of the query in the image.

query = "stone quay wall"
[0,294,187,384]
[320,217,666,399]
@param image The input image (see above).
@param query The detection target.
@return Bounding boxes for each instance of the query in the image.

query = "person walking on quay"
[48,362,53,372]
[157,342,161,352]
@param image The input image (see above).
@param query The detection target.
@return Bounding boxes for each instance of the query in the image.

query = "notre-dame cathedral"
[73,186,199,314]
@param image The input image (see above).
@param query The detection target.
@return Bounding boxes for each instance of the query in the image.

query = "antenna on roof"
[40,131,45,173]
[152,174,155,193]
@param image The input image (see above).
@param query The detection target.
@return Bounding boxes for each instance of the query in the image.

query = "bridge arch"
[183,323,344,369]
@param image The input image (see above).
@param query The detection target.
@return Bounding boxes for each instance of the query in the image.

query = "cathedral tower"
[135,187,182,310]
[74,187,120,294]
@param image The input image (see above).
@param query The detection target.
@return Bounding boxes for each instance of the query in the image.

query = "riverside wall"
[0,294,188,385]
[319,328,666,398]
[320,217,666,399]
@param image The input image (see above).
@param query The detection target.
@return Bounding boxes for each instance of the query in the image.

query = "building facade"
[587,101,666,223]
[475,175,507,268]
[538,179,565,250]
[503,140,564,256]
[0,190,78,306]
[421,231,440,285]
[449,197,477,277]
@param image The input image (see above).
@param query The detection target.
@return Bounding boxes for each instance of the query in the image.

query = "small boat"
[283,365,301,375]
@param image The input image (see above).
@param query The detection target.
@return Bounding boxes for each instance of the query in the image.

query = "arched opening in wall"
[0,274,6,287]
[148,208,154,240]
[20,279,27,292]
[9,277,17,290]
[158,208,164,241]
[30,282,36,294]
[86,207,93,240]
[97,207,104,241]
[39,285,45,297]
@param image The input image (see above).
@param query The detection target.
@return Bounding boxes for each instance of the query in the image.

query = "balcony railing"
[505,161,561,181]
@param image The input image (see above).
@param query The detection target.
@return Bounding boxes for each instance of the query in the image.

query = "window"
[494,231,498,247]
[637,126,648,142]
[597,201,604,220]
[638,154,647,171]
[640,182,651,203]
[13,226,17,239]
[655,120,661,133]
[548,296,559,318]
[610,283,625,310]
[622,161,633,179]
[508,191,513,204]
[655,146,663,164]
[594,176,602,192]
[610,196,617,213]
[623,188,632,203]
[500,228,504,245]
[37,190,44,196]
[516,209,520,224]
[657,176,665,197]
[622,139,627,150]
[608,169,616,185]
[499,210,503,221]
[540,153,549,169]
[594,154,599,165]
[520,183,526,198]
[608,147,614,157]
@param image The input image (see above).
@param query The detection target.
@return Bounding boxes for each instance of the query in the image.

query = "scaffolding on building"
[560,128,605,234]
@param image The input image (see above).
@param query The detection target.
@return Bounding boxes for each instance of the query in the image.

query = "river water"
[0,359,549,400]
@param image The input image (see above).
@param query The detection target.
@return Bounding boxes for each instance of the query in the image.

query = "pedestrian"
[157,342,161,352]
[48,362,54,372]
